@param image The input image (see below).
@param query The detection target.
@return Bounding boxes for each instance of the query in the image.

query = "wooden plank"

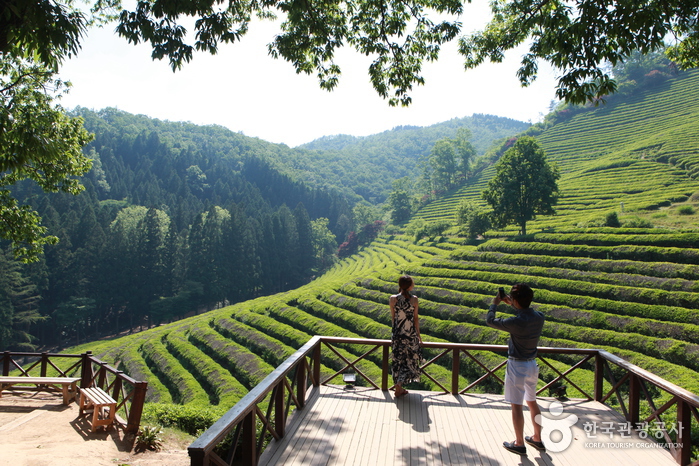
[257,387,679,466]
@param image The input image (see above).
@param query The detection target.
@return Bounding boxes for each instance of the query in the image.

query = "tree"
[482,137,559,236]
[310,218,337,273]
[0,58,93,261]
[422,128,476,193]
[7,1,699,109]
[0,248,45,350]
[456,200,491,239]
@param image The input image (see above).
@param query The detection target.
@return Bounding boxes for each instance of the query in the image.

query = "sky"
[58,6,560,148]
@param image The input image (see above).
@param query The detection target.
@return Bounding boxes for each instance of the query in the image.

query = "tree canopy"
[481,136,559,236]
[4,0,699,106]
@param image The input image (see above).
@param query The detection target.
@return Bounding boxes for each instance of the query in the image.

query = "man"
[486,283,546,456]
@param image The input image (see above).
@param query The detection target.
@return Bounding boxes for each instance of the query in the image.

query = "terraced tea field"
[59,69,699,460]
[68,227,699,413]
[414,69,699,229]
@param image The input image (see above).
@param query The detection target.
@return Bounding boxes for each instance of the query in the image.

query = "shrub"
[678,205,695,216]
[135,425,163,452]
[622,216,653,228]
[605,211,621,227]
[143,403,226,436]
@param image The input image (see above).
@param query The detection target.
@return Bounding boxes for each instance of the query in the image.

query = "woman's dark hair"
[398,275,414,299]
[510,283,534,308]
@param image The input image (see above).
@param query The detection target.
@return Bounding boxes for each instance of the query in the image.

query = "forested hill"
[298,115,530,202]
[6,107,355,350]
[3,108,527,351]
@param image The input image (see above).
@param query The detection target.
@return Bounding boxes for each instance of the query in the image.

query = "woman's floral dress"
[391,293,422,385]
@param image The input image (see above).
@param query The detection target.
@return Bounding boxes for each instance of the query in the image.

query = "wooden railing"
[188,336,699,466]
[0,350,148,434]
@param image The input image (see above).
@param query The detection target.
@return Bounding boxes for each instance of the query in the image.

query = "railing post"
[80,352,93,388]
[452,349,460,395]
[275,381,285,438]
[594,352,604,401]
[628,373,640,425]
[676,399,692,465]
[382,344,389,391]
[40,352,48,377]
[296,359,306,409]
[2,351,9,376]
[189,448,205,466]
[312,342,320,388]
[241,410,257,466]
[126,381,148,434]
[98,363,107,388]
[112,372,124,401]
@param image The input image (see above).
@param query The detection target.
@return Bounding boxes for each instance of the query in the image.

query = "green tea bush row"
[425,257,699,291]
[517,232,699,248]
[266,303,386,385]
[119,342,172,404]
[354,290,698,374]
[477,239,699,264]
[408,274,699,326]
[409,265,699,310]
[296,296,471,391]
[188,326,275,390]
[447,249,699,280]
[296,296,390,340]
[163,330,248,408]
[212,316,297,367]
[228,306,318,351]
[140,338,208,405]
[231,303,379,385]
[344,279,699,344]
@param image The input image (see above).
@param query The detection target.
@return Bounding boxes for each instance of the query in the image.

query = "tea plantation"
[65,70,699,433]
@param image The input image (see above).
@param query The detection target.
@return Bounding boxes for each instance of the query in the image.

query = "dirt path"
[0,390,190,466]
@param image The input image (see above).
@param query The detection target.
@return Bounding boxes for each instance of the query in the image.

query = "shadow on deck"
[259,385,676,465]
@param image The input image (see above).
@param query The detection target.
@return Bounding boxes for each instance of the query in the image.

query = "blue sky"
[58,8,559,147]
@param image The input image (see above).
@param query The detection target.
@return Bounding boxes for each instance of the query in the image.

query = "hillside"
[413,69,699,227]
[1,108,529,352]
[57,69,699,428]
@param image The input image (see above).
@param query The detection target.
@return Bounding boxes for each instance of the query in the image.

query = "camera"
[498,287,506,299]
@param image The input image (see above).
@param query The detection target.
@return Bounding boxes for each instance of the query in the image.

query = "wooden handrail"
[189,336,321,465]
[187,337,699,466]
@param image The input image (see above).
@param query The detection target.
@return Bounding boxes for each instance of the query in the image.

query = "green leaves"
[482,136,559,236]
[462,0,699,105]
[0,58,93,261]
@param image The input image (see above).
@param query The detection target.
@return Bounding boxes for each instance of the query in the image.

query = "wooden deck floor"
[260,385,677,466]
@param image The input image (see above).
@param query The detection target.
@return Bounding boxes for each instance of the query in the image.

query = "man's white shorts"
[504,358,539,405]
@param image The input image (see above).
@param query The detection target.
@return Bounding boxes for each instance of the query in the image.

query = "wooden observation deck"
[259,385,676,465]
[188,337,699,466]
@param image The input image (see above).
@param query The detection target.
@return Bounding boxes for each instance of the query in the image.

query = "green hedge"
[140,337,208,405]
[212,316,297,367]
[477,239,699,265]
[188,326,275,390]
[163,330,248,408]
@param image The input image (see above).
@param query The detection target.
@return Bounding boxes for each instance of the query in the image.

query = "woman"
[390,275,423,398]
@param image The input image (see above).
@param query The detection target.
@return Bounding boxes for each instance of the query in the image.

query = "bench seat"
[79,386,117,432]
[0,376,80,405]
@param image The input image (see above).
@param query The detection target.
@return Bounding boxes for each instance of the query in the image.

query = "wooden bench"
[0,376,80,405]
[79,386,117,432]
